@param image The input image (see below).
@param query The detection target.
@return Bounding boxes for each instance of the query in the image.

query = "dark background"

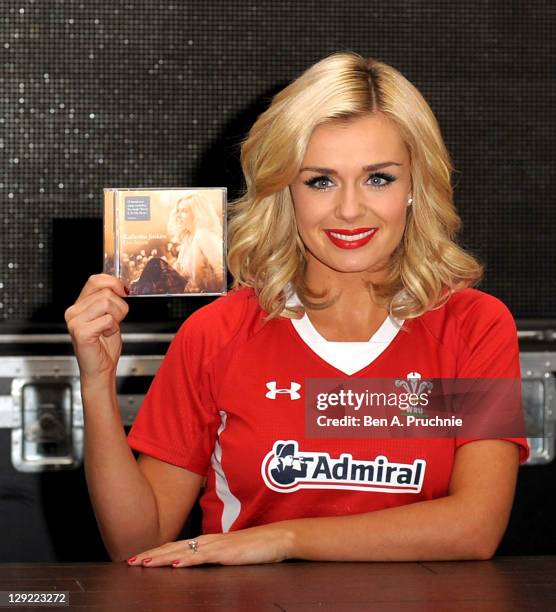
[0,1,554,561]
[0,0,554,328]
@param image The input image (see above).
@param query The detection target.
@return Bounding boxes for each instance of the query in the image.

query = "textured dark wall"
[1,0,554,326]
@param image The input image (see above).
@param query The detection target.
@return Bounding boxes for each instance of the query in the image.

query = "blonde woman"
[65,52,528,566]
[167,191,224,292]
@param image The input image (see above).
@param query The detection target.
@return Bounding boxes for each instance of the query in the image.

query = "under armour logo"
[265,381,301,400]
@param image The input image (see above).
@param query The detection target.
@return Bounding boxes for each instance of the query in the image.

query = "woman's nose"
[335,185,366,221]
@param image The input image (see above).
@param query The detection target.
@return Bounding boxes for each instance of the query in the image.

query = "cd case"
[103,187,227,296]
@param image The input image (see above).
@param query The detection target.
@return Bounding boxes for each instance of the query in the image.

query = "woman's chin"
[319,257,387,276]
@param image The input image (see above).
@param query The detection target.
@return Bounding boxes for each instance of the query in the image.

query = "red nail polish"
[142,558,152,565]
[127,556,137,564]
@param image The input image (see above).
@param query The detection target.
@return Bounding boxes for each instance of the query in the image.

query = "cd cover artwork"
[103,187,227,296]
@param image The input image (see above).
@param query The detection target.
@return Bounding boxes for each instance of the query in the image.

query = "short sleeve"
[454,294,529,464]
[127,317,220,476]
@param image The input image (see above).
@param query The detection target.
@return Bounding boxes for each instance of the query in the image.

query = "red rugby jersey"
[127,286,529,534]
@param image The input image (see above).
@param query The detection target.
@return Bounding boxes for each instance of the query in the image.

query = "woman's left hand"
[126,523,295,567]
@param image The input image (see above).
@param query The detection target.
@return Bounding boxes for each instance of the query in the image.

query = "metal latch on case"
[11,378,83,472]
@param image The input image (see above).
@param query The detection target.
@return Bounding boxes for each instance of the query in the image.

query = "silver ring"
[187,539,199,554]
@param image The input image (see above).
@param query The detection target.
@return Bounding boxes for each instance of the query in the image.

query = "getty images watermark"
[304,373,526,438]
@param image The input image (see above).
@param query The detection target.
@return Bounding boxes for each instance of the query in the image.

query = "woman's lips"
[324,227,378,249]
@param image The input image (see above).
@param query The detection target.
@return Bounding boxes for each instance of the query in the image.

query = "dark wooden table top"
[0,557,555,611]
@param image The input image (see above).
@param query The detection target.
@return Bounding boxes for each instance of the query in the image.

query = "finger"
[66,305,127,343]
[128,537,216,567]
[71,314,120,346]
[129,544,192,568]
[77,274,128,302]
[67,289,129,326]
[131,534,220,559]
[168,538,230,568]
[173,542,249,568]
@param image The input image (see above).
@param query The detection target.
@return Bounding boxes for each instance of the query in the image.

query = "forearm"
[281,494,496,562]
[81,377,161,561]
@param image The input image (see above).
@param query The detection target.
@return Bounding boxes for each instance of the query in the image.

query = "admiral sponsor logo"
[261,440,426,494]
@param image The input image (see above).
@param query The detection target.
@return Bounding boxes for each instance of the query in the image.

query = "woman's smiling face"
[289,113,412,283]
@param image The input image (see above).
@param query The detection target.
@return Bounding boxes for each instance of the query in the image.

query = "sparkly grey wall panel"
[1,1,554,326]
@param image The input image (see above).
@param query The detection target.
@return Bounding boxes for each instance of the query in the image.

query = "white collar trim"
[285,287,403,375]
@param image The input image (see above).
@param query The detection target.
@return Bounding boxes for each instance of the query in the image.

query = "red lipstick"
[324,227,378,249]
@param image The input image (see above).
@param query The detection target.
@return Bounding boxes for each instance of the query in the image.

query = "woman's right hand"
[64,274,130,385]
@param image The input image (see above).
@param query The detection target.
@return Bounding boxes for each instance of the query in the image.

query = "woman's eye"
[304,176,334,191]
[367,172,396,188]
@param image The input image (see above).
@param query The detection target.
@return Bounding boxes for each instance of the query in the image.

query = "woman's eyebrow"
[300,161,403,174]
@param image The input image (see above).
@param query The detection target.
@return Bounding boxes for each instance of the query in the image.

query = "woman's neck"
[302,283,390,342]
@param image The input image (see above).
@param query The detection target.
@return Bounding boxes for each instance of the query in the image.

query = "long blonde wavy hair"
[227,51,483,321]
